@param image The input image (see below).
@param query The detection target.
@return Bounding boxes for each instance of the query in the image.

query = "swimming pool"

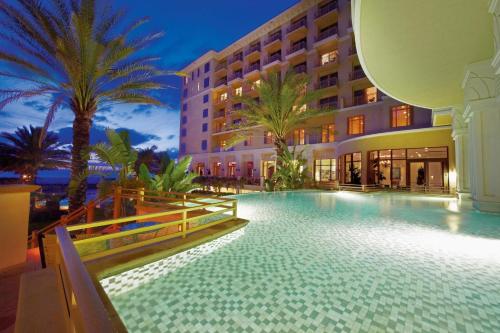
[100,191,500,332]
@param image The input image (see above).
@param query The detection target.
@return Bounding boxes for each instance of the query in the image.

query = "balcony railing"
[319,101,338,110]
[265,53,282,64]
[214,110,225,118]
[287,18,307,34]
[349,69,366,81]
[294,64,307,74]
[317,76,338,89]
[245,44,261,56]
[316,25,338,42]
[215,62,227,72]
[215,77,227,87]
[264,33,282,46]
[245,63,261,74]
[228,53,243,64]
[353,95,378,106]
[315,1,338,18]
[319,55,338,67]
[288,41,307,55]
[228,72,243,81]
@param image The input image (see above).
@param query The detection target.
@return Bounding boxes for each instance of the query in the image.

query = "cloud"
[23,100,47,113]
[166,134,175,140]
[132,104,153,116]
[57,125,161,146]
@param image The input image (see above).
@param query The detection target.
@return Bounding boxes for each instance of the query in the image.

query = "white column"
[462,59,500,212]
[451,108,471,198]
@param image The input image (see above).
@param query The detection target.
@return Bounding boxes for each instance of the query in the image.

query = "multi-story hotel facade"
[179,0,456,191]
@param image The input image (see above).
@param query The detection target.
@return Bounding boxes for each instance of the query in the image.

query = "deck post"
[182,211,187,238]
[113,186,122,219]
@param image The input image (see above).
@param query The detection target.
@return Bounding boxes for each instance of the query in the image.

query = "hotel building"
[179,0,456,191]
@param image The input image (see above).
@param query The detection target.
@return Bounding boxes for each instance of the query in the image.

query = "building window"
[391,105,412,128]
[347,116,364,135]
[181,128,187,137]
[183,89,187,98]
[235,86,242,96]
[314,159,336,182]
[365,87,378,103]
[197,68,200,77]
[204,77,210,88]
[180,143,186,154]
[252,79,261,90]
[264,131,273,144]
[203,94,209,103]
[321,124,335,143]
[182,103,187,112]
[321,50,338,65]
[244,134,252,147]
[202,123,208,132]
[293,128,305,145]
[182,116,187,124]
[227,161,236,177]
[201,140,207,151]
[319,96,338,110]
[204,62,210,73]
[191,71,194,80]
[219,92,228,102]
[202,109,208,118]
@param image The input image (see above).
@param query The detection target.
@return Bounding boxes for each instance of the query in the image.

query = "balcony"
[215,62,227,75]
[287,18,308,40]
[264,33,282,51]
[215,77,227,88]
[314,25,338,47]
[228,53,243,69]
[244,63,261,77]
[353,94,378,106]
[315,55,339,72]
[213,110,226,119]
[286,41,307,60]
[294,63,307,74]
[245,44,261,61]
[314,1,338,25]
[349,69,367,81]
[319,101,338,111]
[317,76,338,89]
[228,71,243,84]
[263,53,282,70]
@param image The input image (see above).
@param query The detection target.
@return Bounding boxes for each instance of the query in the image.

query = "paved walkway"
[0,249,41,333]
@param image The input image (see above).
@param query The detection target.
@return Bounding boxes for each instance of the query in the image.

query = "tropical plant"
[138,156,199,193]
[0,126,69,183]
[69,128,139,197]
[0,0,182,210]
[272,147,308,190]
[348,166,362,185]
[226,70,330,163]
[135,145,169,174]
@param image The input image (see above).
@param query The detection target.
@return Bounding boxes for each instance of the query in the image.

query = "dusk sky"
[0,0,299,156]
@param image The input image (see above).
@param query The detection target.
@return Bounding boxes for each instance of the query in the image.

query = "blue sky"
[0,0,298,155]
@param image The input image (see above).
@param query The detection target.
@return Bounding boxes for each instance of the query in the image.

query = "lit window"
[321,50,338,65]
[197,82,200,91]
[227,162,237,177]
[264,131,273,144]
[391,105,412,127]
[235,87,242,96]
[244,135,253,146]
[321,124,335,143]
[348,116,364,135]
[365,87,378,103]
[220,92,228,102]
[293,128,305,145]
[252,79,261,89]
[292,104,307,113]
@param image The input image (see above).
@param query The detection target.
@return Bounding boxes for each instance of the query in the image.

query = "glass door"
[409,162,426,187]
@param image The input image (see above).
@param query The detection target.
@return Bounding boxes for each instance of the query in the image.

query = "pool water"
[100,191,500,333]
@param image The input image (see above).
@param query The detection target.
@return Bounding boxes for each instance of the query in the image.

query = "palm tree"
[228,71,328,162]
[135,145,164,174]
[0,126,69,183]
[0,0,182,211]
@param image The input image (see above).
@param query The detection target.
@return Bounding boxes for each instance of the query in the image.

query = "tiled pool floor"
[100,192,500,332]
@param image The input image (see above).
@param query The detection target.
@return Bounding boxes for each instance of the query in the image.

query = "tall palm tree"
[0,0,181,211]
[228,71,328,162]
[0,126,69,183]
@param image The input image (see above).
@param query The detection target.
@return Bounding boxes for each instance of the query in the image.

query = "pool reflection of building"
[178,0,455,192]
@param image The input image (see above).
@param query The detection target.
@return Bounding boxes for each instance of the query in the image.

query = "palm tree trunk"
[274,137,287,167]
[69,113,91,212]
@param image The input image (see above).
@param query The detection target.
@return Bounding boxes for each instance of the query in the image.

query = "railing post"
[86,200,95,234]
[31,230,38,248]
[182,211,187,238]
[139,187,145,204]
[232,200,237,217]
[113,186,122,219]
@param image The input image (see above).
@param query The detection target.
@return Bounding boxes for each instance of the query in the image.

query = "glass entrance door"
[428,161,444,188]
[409,162,426,187]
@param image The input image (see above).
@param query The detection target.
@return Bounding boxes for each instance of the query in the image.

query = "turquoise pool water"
[100,191,500,333]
